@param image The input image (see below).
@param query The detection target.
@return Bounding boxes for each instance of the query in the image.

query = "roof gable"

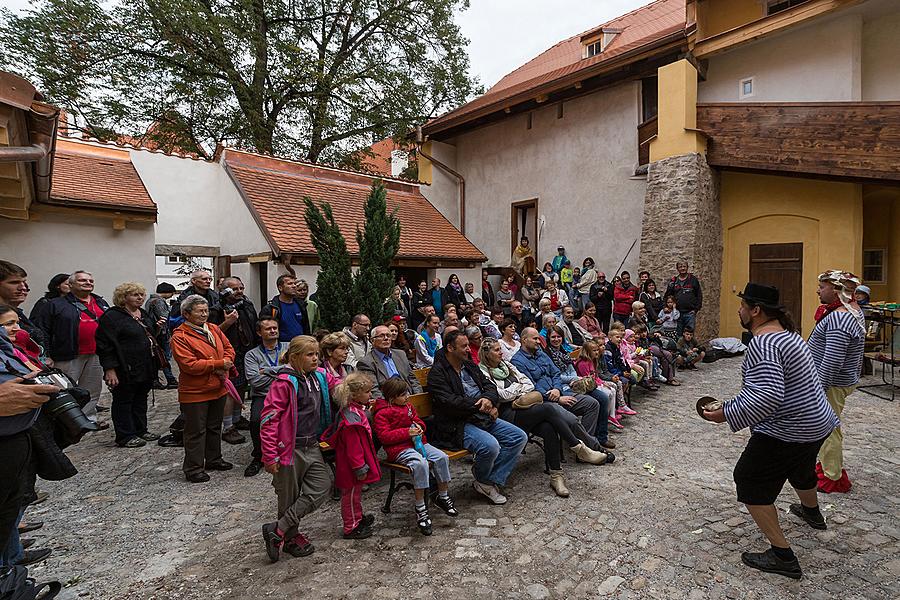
[222,150,486,263]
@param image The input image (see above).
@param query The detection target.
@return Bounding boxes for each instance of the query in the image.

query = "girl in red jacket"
[321,372,382,539]
[372,377,459,536]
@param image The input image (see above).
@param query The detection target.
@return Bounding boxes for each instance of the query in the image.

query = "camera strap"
[72,299,103,322]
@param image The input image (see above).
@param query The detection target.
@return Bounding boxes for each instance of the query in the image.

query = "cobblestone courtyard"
[26,359,900,599]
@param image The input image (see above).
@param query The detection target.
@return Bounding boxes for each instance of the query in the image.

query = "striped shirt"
[724,330,838,443]
[807,310,865,388]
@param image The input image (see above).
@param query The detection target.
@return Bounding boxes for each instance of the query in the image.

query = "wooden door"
[749,243,803,323]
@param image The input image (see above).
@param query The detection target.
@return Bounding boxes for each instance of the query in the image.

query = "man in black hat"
[702,283,838,580]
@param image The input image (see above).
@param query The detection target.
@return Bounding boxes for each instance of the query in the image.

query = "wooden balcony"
[696,102,900,183]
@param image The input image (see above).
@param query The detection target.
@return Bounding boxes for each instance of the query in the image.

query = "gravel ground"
[22,358,900,599]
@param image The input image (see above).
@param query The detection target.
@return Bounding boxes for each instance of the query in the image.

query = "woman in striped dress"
[703,283,838,581]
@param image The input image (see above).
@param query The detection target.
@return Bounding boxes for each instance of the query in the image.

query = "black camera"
[27,370,99,442]
[220,287,245,310]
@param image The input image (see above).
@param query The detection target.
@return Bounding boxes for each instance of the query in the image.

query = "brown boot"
[549,470,570,498]
[570,442,608,465]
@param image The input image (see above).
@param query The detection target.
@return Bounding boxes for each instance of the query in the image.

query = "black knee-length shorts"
[733,432,827,505]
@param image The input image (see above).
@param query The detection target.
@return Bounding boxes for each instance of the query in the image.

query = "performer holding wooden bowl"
[700,283,839,581]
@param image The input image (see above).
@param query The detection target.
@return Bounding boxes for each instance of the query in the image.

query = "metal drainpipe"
[416,145,465,235]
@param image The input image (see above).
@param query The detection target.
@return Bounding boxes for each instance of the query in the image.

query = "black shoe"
[186,471,210,483]
[244,460,263,477]
[789,503,827,530]
[415,505,433,536]
[18,521,43,534]
[362,514,376,528]
[432,494,459,517]
[234,416,251,431]
[741,549,802,580]
[206,460,234,471]
[262,522,283,562]
[343,522,373,540]
[283,533,315,557]
[157,434,183,447]
[20,548,52,566]
[22,538,35,550]
[604,451,616,464]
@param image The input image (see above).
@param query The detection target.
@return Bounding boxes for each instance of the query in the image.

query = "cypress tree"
[303,198,353,330]
[352,182,401,322]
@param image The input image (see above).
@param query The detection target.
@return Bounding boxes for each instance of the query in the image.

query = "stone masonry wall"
[640,153,722,342]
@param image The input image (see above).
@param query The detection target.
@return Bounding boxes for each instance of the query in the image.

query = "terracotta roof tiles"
[223,150,486,263]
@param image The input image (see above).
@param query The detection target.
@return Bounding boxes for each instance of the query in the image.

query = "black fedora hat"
[737,282,785,311]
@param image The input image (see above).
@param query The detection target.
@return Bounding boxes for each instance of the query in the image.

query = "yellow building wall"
[719,172,863,338]
[862,187,900,301]
[650,60,706,162]
[417,141,433,184]
[697,0,765,38]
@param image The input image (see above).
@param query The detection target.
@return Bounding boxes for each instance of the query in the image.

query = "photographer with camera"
[95,283,163,448]
[167,270,224,327]
[218,277,257,445]
[145,283,178,389]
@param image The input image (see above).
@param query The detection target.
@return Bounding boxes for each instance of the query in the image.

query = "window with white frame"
[165,255,186,265]
[584,40,602,58]
[739,77,755,99]
[863,249,886,284]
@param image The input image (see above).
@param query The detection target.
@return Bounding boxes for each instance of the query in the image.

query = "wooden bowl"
[696,396,723,419]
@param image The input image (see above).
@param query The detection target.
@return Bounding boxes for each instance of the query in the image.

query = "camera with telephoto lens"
[26,369,99,440]
[220,287,245,310]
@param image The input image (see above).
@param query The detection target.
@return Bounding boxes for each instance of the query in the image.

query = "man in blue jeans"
[427,330,527,505]
[665,261,702,336]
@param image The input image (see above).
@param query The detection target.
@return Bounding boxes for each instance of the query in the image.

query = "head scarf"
[817,270,865,331]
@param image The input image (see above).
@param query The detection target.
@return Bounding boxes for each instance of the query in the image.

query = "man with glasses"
[342,314,371,367]
[168,269,224,326]
[219,276,257,444]
[357,325,423,398]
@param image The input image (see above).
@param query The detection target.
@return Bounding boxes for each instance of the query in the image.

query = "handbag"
[569,376,597,395]
[512,391,543,410]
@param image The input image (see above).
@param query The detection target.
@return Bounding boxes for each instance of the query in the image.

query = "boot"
[570,442,608,465]
[549,470,570,498]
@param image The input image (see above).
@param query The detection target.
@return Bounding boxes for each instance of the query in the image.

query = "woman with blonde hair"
[260,335,333,562]
[95,282,162,448]
[320,331,353,389]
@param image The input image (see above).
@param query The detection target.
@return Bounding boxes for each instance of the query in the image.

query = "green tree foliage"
[352,181,401,321]
[303,198,352,330]
[0,0,480,162]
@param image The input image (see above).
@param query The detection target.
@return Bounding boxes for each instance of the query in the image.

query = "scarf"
[487,360,510,382]
[187,322,216,347]
[546,344,572,373]
[815,299,843,323]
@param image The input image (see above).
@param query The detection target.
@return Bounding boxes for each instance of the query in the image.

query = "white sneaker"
[472,481,507,505]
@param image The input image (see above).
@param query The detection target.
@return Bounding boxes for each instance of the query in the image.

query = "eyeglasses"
[371,333,390,339]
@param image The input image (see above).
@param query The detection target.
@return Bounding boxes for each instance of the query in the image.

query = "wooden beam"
[31,204,155,223]
[693,0,864,59]
[155,244,220,257]
[112,217,125,231]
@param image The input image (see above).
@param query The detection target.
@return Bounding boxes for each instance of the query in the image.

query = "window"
[767,0,809,16]
[165,255,186,265]
[641,76,658,122]
[863,249,886,284]
[585,41,602,58]
[739,77,754,99]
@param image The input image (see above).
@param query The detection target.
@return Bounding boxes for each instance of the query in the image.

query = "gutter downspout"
[416,144,466,235]
[0,104,59,203]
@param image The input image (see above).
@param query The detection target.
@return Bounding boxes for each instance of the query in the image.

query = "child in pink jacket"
[321,372,382,540]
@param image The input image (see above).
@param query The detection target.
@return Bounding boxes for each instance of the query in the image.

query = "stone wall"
[639,153,722,342]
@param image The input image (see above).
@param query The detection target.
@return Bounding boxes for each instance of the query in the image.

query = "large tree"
[0,0,479,161]
[351,181,400,321]
[303,198,353,330]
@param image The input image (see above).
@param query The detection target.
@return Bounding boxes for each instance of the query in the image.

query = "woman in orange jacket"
[171,294,236,483]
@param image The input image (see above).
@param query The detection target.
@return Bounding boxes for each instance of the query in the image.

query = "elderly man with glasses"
[357,325,423,399]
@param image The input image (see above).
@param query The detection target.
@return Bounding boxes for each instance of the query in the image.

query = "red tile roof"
[357,137,416,179]
[223,149,486,263]
[49,140,157,212]
[424,0,685,135]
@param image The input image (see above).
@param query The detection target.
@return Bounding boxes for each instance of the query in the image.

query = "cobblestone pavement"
[25,358,899,599]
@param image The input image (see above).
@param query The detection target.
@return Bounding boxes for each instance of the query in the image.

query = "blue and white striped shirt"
[724,330,838,443]
[807,310,865,389]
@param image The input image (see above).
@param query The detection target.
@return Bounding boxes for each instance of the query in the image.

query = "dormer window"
[585,41,602,58]
[582,27,622,59]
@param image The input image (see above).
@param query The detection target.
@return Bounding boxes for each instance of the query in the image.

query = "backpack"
[0,566,61,600]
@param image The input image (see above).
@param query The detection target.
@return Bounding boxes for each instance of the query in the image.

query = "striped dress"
[807,310,866,389]
[724,330,838,443]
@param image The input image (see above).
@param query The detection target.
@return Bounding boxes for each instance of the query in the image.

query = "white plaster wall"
[419,141,462,228]
[436,81,646,279]
[130,151,270,255]
[2,213,156,311]
[862,12,900,100]
[699,15,863,102]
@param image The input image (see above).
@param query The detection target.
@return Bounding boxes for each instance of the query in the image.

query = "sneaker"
[608,416,624,430]
[244,460,263,477]
[415,505,433,536]
[741,548,802,580]
[262,522,283,562]
[222,427,246,445]
[234,416,251,431]
[138,431,161,441]
[433,494,459,517]
[789,503,827,530]
[343,522,373,540]
[120,436,147,448]
[472,481,507,505]
[618,406,637,416]
[362,514,376,528]
[283,533,315,557]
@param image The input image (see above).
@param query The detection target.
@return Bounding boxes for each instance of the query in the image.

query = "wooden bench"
[412,367,430,391]
[379,392,470,513]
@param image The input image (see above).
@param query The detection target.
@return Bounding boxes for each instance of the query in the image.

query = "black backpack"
[0,566,61,600]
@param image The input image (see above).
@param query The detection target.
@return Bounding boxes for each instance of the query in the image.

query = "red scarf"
[815,299,843,322]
